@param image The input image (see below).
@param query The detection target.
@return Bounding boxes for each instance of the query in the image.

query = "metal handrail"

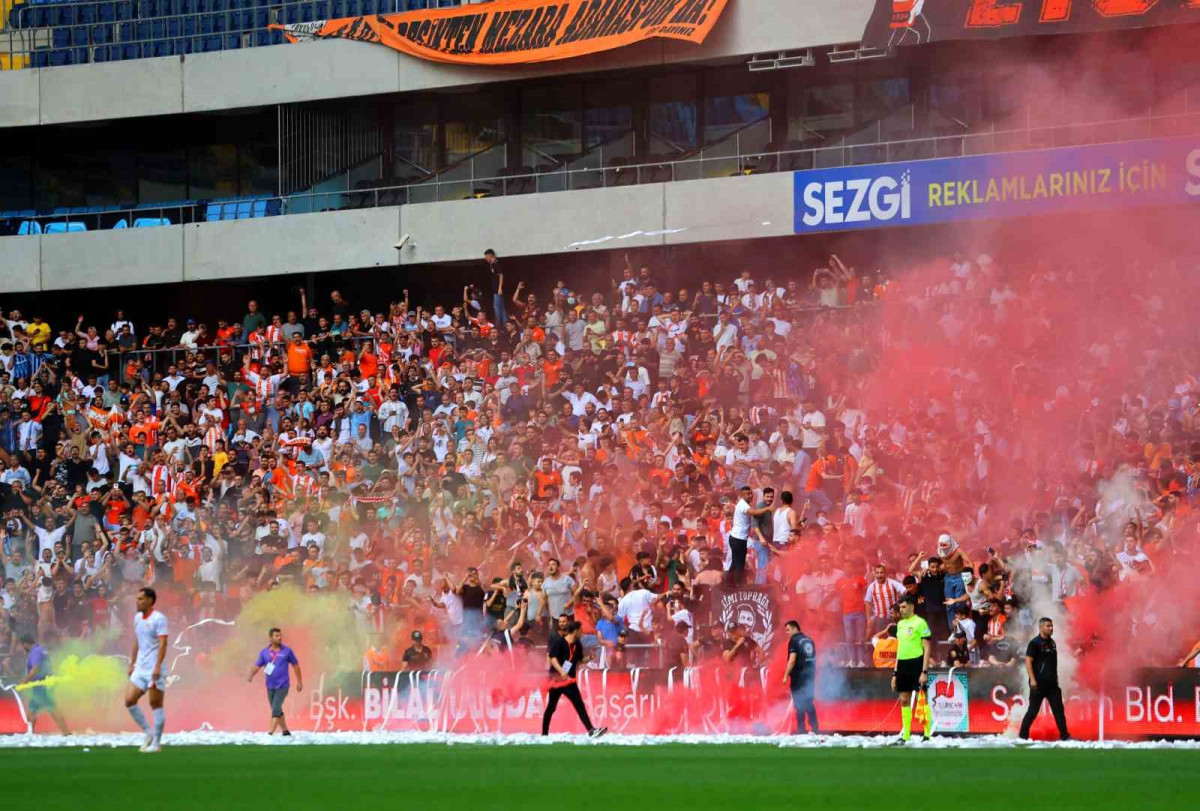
[6,107,1200,233]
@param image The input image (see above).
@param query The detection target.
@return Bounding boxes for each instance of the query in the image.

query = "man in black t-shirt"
[401,631,433,671]
[1019,617,1070,740]
[542,621,606,738]
[783,620,819,733]
[483,249,505,327]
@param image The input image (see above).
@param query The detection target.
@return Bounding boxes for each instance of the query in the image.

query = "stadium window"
[648,73,698,154]
[521,83,583,169]
[137,147,187,204]
[785,77,853,143]
[394,97,439,181]
[189,144,240,201]
[442,92,507,168]
[702,67,771,149]
[0,152,34,212]
[583,79,635,155]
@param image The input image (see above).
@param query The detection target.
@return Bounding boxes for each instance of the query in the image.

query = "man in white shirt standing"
[125,587,168,752]
[728,485,774,587]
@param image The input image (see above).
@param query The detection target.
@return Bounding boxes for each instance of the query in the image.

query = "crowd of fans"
[0,243,1195,684]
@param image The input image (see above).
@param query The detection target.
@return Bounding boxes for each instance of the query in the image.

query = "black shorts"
[894,657,924,693]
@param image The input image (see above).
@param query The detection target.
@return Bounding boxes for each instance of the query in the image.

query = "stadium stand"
[2,0,469,69]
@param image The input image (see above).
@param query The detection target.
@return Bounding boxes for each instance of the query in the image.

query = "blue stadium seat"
[205,203,222,221]
[235,201,252,219]
[99,1,116,20]
[225,32,241,48]
[116,1,134,20]
[113,219,129,229]
[251,199,267,217]
[136,21,150,39]
[75,46,90,63]
[330,0,345,17]
[345,0,360,15]
[7,6,25,29]
[153,39,170,56]
[72,26,89,46]
[183,16,197,35]
[122,42,141,59]
[134,218,171,227]
[79,3,98,24]
[179,0,196,12]
[31,5,50,27]
[314,0,329,18]
[18,221,42,235]
[51,6,76,26]
[252,28,269,46]
[44,222,88,234]
[93,24,112,43]
[283,4,298,23]
[199,13,214,32]
[53,28,71,48]
[203,34,221,50]
[265,198,282,216]
[49,49,69,66]
[252,8,266,26]
[93,45,110,62]
[229,9,248,28]
[119,21,132,39]
[106,43,123,60]
[137,0,154,17]
[167,18,180,36]
[172,37,192,54]
[212,0,229,10]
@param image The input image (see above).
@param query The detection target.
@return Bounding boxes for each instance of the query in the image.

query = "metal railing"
[8,107,1200,235]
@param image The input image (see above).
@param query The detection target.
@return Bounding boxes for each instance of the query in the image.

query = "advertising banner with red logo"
[7,666,1200,738]
[273,0,728,65]
[861,0,1200,50]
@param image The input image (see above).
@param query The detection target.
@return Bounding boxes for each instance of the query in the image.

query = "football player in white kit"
[125,587,168,752]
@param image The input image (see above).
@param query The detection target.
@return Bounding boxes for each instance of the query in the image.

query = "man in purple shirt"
[247,627,303,736]
[19,635,70,735]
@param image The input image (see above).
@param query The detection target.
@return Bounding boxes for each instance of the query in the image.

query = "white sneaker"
[143,740,162,753]
[138,734,154,752]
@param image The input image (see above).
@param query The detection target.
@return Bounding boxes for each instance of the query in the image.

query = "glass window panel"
[522,83,582,169]
[395,97,439,181]
[786,78,853,142]
[442,91,507,167]
[648,74,697,154]
[188,144,239,200]
[584,78,636,153]
[137,148,187,203]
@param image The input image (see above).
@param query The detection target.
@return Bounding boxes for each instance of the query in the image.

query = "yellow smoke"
[17,654,126,698]
[207,586,369,676]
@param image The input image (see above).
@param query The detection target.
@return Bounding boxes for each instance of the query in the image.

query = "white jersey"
[133,610,169,673]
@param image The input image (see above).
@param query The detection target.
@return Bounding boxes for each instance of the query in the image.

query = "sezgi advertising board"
[793,136,1200,235]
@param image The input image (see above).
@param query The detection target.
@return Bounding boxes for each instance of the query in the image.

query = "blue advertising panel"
[793,136,1200,234]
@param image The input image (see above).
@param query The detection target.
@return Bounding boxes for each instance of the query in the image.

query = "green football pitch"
[1,743,1193,809]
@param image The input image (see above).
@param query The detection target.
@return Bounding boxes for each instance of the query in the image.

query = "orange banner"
[273,0,728,65]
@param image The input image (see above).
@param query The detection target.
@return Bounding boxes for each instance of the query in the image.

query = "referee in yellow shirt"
[891,595,932,743]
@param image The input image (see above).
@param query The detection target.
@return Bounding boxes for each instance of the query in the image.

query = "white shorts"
[130,671,167,692]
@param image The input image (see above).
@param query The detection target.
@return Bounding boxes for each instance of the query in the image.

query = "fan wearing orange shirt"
[541,351,564,389]
[531,457,563,499]
[286,334,313,381]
